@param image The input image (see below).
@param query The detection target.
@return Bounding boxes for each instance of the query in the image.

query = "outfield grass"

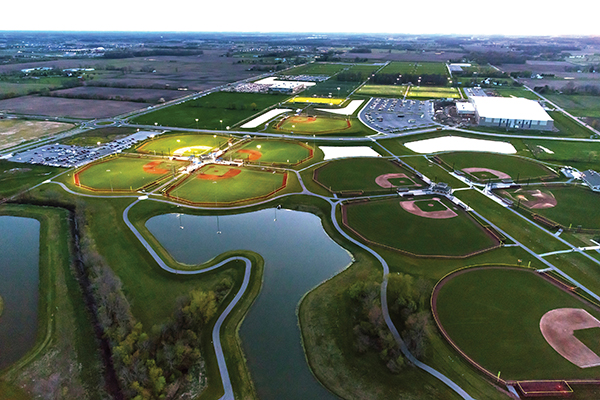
[76,156,188,191]
[407,86,461,100]
[131,92,289,129]
[343,197,498,257]
[168,165,287,205]
[136,133,226,156]
[514,186,600,230]
[380,62,448,76]
[315,157,423,192]
[356,84,408,97]
[437,152,557,182]
[276,115,351,135]
[436,267,600,380]
[224,139,312,165]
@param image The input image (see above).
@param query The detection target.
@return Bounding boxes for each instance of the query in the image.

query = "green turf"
[523,139,600,168]
[77,157,187,191]
[380,62,448,76]
[491,87,541,100]
[574,327,600,356]
[224,139,312,164]
[169,165,286,204]
[136,133,226,156]
[436,267,600,380]
[0,160,63,199]
[131,92,289,129]
[415,199,447,212]
[512,186,600,230]
[356,85,408,97]
[315,157,424,192]
[344,197,498,256]
[549,111,597,138]
[437,152,557,182]
[545,94,600,118]
[276,115,351,135]
[407,86,461,100]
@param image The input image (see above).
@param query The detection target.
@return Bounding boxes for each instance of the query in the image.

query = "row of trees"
[103,49,204,59]
[77,207,233,400]
[46,91,150,103]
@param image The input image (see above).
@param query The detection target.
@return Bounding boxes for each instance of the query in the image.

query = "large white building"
[471,96,554,131]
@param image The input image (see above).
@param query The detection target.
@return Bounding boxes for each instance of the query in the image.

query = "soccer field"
[287,97,345,105]
[407,86,460,100]
[356,85,408,97]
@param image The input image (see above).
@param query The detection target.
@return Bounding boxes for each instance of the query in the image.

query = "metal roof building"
[471,96,554,131]
[582,170,600,192]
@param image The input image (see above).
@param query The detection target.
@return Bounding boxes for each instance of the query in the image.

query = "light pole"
[195,118,199,129]
[106,169,113,192]
[220,119,223,131]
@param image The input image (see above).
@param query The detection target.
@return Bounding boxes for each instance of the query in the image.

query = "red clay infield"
[197,167,241,180]
[237,149,262,161]
[399,197,458,219]
[463,167,511,180]
[143,160,169,174]
[540,308,600,368]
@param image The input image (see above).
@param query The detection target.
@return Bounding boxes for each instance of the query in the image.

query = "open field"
[356,84,407,97]
[549,111,597,138]
[0,160,64,199]
[488,87,541,100]
[275,114,352,135]
[545,94,600,118]
[523,139,600,170]
[435,267,600,380]
[49,86,182,104]
[314,157,424,192]
[60,126,138,146]
[0,119,74,150]
[166,164,287,205]
[281,63,349,76]
[407,86,460,100]
[136,133,225,156]
[380,61,448,76]
[0,95,145,118]
[343,197,499,257]
[224,139,312,165]
[75,156,188,191]
[0,77,79,97]
[436,152,558,182]
[301,81,361,98]
[131,92,289,129]
[502,186,600,230]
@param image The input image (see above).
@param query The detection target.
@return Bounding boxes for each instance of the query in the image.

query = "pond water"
[146,208,352,400]
[0,216,40,370]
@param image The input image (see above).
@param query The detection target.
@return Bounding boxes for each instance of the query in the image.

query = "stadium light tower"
[195,118,199,129]
[220,119,223,130]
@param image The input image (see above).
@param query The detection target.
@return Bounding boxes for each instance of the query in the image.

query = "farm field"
[75,156,188,191]
[131,92,289,129]
[436,152,558,182]
[0,119,74,150]
[282,63,349,76]
[0,77,79,97]
[167,164,287,205]
[224,139,312,165]
[379,61,448,76]
[435,267,600,380]
[343,197,499,256]
[407,86,460,100]
[136,133,226,156]
[49,86,182,103]
[356,84,407,97]
[314,157,424,192]
[500,186,600,230]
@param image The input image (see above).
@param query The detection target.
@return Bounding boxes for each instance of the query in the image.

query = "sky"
[3,0,599,37]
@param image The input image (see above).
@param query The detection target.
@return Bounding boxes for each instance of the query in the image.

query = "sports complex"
[3,58,600,400]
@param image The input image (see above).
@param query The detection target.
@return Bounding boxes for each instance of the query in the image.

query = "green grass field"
[131,92,289,129]
[356,84,408,97]
[224,139,312,165]
[545,94,600,118]
[407,86,460,100]
[136,133,226,156]
[344,197,498,256]
[549,111,597,138]
[76,156,188,191]
[524,139,600,169]
[380,62,448,76]
[437,152,557,182]
[0,160,64,199]
[168,165,286,204]
[436,267,600,380]
[510,186,600,229]
[491,87,542,100]
[282,63,349,76]
[315,157,424,192]
[276,115,352,135]
[287,96,345,105]
[301,80,361,98]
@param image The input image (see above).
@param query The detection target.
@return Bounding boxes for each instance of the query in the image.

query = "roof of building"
[582,170,600,187]
[456,102,476,112]
[471,96,553,122]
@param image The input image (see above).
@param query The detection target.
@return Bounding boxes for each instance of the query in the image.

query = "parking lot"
[359,97,438,133]
[8,130,161,168]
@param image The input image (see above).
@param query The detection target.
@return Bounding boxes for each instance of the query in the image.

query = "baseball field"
[166,164,287,205]
[276,115,351,135]
[136,133,227,157]
[434,267,600,381]
[223,139,313,165]
[342,197,499,257]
